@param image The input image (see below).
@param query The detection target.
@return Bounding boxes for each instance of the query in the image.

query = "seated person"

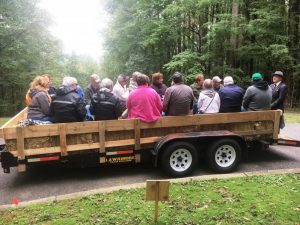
[212,76,223,92]
[49,77,86,123]
[219,76,244,113]
[242,73,272,111]
[150,72,168,100]
[113,74,129,111]
[90,78,122,120]
[127,74,162,122]
[27,75,52,121]
[198,79,220,113]
[84,74,101,104]
[163,72,194,116]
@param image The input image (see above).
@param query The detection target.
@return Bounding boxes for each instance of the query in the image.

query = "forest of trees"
[0,0,299,116]
[0,0,101,116]
[101,0,300,107]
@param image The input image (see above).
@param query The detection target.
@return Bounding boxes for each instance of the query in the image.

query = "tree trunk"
[287,0,300,108]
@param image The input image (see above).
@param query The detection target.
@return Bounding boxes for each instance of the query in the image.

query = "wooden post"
[16,127,26,172]
[99,121,105,153]
[273,110,281,139]
[154,181,159,223]
[134,119,141,150]
[59,124,67,156]
[146,180,170,223]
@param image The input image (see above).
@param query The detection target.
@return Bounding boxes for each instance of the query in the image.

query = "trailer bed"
[0,108,281,173]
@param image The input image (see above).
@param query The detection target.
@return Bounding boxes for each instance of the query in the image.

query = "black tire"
[160,141,198,177]
[206,138,242,173]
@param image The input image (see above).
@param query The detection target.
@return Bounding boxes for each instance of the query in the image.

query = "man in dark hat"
[270,71,287,129]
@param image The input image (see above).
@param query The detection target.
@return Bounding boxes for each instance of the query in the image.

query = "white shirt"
[275,81,281,87]
[198,90,220,113]
[113,80,129,102]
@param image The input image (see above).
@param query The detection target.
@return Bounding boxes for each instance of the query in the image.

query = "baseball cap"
[272,71,283,77]
[212,76,222,82]
[252,72,262,81]
[90,74,101,83]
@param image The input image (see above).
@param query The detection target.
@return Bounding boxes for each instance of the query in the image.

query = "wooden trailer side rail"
[1,107,28,129]
[0,110,281,169]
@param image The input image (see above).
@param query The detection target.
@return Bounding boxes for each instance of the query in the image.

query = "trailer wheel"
[161,141,198,177]
[207,138,241,173]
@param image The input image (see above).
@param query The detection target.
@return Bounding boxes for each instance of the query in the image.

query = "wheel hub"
[169,148,192,172]
[215,145,236,168]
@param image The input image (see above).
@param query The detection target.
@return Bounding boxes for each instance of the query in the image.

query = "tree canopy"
[0,0,101,116]
[101,0,300,107]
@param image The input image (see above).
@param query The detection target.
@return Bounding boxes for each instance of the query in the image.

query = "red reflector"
[40,156,59,161]
[117,150,134,155]
[285,141,297,145]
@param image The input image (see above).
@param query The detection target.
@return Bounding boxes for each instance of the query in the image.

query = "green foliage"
[164,50,203,83]
[0,174,299,224]
[102,0,300,105]
[0,1,102,116]
[0,0,62,116]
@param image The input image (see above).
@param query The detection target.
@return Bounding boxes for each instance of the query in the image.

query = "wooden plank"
[146,180,169,201]
[273,110,281,139]
[1,107,28,128]
[140,111,277,129]
[134,119,141,150]
[16,126,26,172]
[99,122,105,153]
[2,111,278,140]
[66,120,135,135]
[18,164,26,172]
[135,154,141,163]
[99,157,105,163]
[59,124,67,156]
[16,127,25,160]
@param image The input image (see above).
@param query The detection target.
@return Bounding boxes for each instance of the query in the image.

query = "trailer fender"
[153,130,245,167]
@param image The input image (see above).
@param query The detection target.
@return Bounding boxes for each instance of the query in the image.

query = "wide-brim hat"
[272,71,283,77]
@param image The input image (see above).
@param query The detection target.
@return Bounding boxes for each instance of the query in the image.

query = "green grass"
[1,174,299,225]
[285,112,300,123]
[0,118,10,127]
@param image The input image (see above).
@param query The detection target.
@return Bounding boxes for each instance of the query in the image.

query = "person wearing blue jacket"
[219,76,244,113]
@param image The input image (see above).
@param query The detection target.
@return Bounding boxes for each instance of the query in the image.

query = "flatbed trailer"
[0,108,297,177]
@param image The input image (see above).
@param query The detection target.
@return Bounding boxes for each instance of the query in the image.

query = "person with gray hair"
[218,76,244,113]
[49,76,86,123]
[90,78,122,120]
[198,79,220,113]
[113,74,129,111]
[84,74,101,104]
[129,71,142,92]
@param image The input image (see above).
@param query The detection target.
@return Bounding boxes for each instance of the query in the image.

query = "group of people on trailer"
[25,70,287,126]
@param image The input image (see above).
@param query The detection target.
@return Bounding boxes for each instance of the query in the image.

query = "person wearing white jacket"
[198,79,220,114]
[113,74,130,111]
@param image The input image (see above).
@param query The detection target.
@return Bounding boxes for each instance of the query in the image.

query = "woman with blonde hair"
[26,75,52,121]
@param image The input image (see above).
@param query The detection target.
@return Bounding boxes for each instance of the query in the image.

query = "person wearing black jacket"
[49,77,86,123]
[90,78,122,120]
[270,71,287,129]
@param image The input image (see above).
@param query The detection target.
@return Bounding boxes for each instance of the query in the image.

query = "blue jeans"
[85,105,94,121]
[30,116,53,122]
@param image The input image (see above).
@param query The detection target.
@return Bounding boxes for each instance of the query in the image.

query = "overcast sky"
[38,0,108,60]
